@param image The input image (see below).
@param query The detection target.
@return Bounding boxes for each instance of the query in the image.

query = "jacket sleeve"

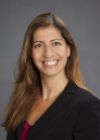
[73,95,100,140]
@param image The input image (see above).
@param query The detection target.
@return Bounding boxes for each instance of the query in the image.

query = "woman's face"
[31,26,70,78]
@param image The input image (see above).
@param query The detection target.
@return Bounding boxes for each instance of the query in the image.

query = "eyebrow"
[33,38,64,44]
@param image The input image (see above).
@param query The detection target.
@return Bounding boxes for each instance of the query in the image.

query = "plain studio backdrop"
[0,0,100,139]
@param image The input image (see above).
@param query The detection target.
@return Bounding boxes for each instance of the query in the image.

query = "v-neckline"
[17,80,75,138]
[27,80,72,129]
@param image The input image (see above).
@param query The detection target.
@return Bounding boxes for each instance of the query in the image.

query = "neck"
[40,73,69,100]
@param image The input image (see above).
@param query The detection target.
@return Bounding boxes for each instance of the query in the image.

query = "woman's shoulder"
[71,82,100,138]
[67,80,100,107]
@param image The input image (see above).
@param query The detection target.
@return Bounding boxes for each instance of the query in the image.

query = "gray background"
[0,0,100,139]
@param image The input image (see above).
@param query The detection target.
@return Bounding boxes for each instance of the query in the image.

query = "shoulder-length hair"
[3,12,86,132]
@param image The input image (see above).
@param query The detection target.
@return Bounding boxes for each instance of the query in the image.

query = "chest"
[17,92,78,140]
[27,104,77,140]
[26,98,57,126]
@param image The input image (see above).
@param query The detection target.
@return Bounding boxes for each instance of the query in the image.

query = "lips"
[42,60,59,67]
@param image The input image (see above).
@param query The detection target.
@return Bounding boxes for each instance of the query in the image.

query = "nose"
[43,45,54,58]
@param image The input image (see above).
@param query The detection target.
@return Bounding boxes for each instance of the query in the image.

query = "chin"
[40,69,64,78]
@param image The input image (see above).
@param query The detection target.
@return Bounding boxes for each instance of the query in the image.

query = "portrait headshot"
[0,0,100,140]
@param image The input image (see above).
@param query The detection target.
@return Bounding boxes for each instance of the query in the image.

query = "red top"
[20,121,32,140]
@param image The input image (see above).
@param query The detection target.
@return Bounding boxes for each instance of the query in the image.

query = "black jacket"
[7,80,100,140]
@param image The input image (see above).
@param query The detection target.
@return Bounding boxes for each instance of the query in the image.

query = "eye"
[33,44,43,48]
[52,42,61,46]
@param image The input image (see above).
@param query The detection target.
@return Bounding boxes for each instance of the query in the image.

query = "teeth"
[43,60,58,66]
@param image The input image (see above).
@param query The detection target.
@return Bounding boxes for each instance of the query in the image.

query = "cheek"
[59,48,68,59]
[31,51,43,68]
[32,50,39,59]
[63,47,70,58]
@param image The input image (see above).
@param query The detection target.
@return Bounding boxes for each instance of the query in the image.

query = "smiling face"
[31,26,70,78]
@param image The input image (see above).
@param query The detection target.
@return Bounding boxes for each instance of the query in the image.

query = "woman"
[3,12,100,140]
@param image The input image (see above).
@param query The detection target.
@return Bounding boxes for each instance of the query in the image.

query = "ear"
[67,46,71,58]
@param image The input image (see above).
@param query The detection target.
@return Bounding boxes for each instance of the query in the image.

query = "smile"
[42,60,59,66]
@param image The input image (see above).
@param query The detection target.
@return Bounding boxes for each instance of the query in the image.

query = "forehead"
[33,26,63,42]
